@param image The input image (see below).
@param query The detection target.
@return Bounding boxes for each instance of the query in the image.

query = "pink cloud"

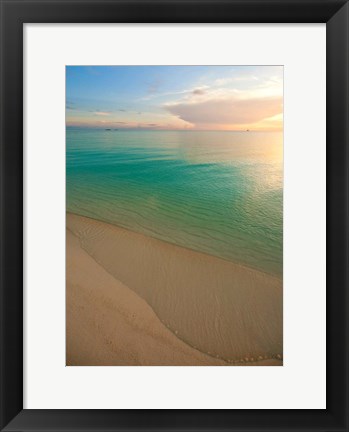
[94,111,111,116]
[166,96,282,127]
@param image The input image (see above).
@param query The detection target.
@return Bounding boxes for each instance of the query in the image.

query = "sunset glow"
[66,66,283,131]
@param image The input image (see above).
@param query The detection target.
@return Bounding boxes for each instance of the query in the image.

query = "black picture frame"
[1,0,348,430]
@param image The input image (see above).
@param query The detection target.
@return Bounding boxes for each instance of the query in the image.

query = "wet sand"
[66,213,282,366]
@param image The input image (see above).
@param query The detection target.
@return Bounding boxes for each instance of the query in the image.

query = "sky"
[66,66,283,131]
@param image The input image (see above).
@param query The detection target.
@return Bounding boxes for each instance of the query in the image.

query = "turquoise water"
[67,129,283,276]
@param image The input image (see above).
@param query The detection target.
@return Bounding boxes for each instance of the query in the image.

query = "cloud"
[147,78,163,94]
[165,96,282,128]
[66,100,75,110]
[192,87,207,95]
[140,88,190,102]
[94,111,111,116]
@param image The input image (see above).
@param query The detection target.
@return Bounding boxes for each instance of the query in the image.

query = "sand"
[66,228,229,365]
[66,213,282,366]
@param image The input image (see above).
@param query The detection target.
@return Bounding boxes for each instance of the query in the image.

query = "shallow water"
[67,129,283,276]
[67,212,283,362]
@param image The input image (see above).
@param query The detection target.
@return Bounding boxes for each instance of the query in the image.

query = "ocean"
[66,129,283,277]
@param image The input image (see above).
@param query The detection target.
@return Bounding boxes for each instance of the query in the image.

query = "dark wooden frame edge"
[0,0,348,431]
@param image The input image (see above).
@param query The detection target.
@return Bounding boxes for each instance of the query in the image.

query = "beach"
[66,212,282,366]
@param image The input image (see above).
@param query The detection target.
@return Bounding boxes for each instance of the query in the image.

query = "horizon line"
[66,126,282,132]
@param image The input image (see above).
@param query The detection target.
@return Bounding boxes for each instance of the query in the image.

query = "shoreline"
[67,212,283,366]
[67,228,228,366]
[66,211,282,281]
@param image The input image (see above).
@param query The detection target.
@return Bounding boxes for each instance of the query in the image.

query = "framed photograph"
[0,0,348,430]
[65,64,284,368]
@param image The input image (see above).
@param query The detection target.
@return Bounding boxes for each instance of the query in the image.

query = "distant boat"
[246,129,250,132]
[105,128,111,131]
